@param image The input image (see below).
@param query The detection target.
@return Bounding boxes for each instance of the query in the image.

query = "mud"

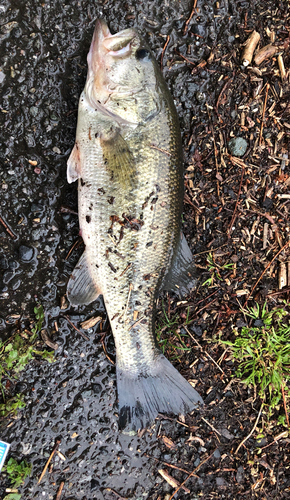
[1,0,289,499]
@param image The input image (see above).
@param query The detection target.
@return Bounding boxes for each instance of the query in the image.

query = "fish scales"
[67,19,203,431]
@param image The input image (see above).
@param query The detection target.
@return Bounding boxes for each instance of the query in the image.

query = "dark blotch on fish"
[108,262,117,273]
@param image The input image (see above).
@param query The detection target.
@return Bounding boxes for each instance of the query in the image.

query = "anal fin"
[162,232,197,296]
[67,252,101,306]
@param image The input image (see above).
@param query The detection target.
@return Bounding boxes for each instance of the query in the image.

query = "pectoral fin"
[162,233,197,296]
[67,143,82,184]
[100,131,136,189]
[67,252,101,305]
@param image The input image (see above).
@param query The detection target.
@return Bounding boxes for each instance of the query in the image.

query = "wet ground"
[1,0,290,499]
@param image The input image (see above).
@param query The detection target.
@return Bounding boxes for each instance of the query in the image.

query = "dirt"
[1,0,290,499]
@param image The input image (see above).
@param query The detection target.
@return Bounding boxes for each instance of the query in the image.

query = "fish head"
[85,20,159,122]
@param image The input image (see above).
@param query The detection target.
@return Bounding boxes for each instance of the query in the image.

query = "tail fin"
[117,353,203,431]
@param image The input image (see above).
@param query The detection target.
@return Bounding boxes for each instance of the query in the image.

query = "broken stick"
[242,30,260,66]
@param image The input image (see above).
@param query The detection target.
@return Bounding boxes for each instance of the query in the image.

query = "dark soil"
[1,0,290,499]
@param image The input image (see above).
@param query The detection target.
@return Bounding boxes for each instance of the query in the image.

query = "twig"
[123,283,133,319]
[160,35,170,69]
[184,326,224,374]
[60,206,78,215]
[215,77,234,114]
[201,417,222,436]
[266,286,290,297]
[162,462,190,474]
[65,237,83,260]
[185,298,220,324]
[254,44,277,65]
[278,54,286,81]
[63,315,89,341]
[104,488,127,500]
[242,30,260,66]
[168,452,214,500]
[281,384,289,427]
[55,481,65,500]
[191,59,207,75]
[159,469,191,493]
[259,431,288,451]
[235,403,264,454]
[174,51,199,65]
[157,414,189,428]
[245,240,290,305]
[145,453,191,474]
[128,316,145,331]
[189,290,219,307]
[0,215,16,239]
[227,167,245,237]
[101,338,115,365]
[38,439,61,484]
[192,243,228,257]
[206,116,220,197]
[150,144,171,157]
[259,83,270,146]
[183,0,198,35]
[119,263,131,277]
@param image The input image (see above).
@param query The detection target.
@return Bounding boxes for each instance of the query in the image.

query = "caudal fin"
[117,353,203,431]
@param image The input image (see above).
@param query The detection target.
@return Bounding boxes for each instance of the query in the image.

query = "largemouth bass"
[67,19,203,431]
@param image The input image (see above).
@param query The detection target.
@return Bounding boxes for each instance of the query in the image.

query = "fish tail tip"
[117,353,203,432]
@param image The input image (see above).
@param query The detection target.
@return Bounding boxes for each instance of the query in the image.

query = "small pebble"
[30,106,38,117]
[236,465,244,483]
[228,137,248,156]
[196,91,206,103]
[19,245,34,262]
[216,477,228,486]
[263,197,273,210]
[220,428,234,439]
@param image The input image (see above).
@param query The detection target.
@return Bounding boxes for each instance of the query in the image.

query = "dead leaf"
[161,436,177,450]
[80,316,102,329]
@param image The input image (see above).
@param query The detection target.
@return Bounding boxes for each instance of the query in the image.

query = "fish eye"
[135,48,151,61]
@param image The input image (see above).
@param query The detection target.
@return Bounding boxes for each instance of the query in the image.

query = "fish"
[66,19,203,431]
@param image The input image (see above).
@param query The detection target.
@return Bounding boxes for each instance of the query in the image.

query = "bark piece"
[278,263,287,289]
[278,54,286,80]
[254,44,277,65]
[242,31,260,66]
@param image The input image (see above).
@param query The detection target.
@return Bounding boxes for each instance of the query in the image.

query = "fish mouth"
[87,19,111,71]
[85,19,141,116]
[87,19,138,71]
